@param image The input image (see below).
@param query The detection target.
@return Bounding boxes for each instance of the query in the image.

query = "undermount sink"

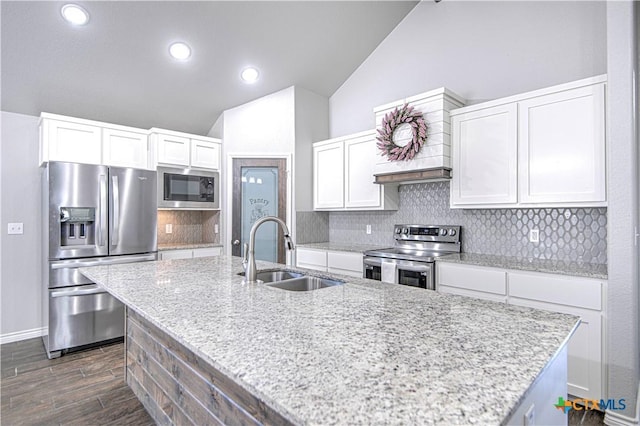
[253,270,305,283]
[237,269,345,291]
[266,276,345,292]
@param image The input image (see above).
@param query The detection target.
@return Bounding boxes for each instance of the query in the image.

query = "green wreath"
[376,103,428,161]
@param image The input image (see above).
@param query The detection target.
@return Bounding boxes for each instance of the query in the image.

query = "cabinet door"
[327,251,363,277]
[193,247,222,257]
[518,84,606,204]
[344,135,381,208]
[450,104,517,206]
[157,134,190,166]
[296,248,327,272]
[103,128,149,169]
[46,119,102,165]
[190,139,220,170]
[313,142,344,209]
[508,298,602,401]
[159,250,193,260]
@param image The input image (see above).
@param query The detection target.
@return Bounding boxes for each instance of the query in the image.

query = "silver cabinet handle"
[51,285,107,298]
[111,175,119,246]
[233,240,240,245]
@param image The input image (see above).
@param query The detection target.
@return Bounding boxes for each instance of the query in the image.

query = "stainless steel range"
[363,224,461,290]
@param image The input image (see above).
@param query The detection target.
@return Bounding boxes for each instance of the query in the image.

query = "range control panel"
[394,225,461,243]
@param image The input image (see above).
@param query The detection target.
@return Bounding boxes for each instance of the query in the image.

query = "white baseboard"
[605,381,640,426]
[0,327,46,345]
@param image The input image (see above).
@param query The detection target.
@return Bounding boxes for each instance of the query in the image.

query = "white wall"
[605,1,639,420]
[329,0,606,137]
[294,88,329,212]
[0,111,44,342]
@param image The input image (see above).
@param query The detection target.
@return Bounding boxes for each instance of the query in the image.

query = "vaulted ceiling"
[1,1,418,135]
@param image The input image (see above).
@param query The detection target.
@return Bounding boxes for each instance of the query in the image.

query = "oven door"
[397,261,434,290]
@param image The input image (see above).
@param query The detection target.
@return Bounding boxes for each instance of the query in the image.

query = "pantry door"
[231,158,287,263]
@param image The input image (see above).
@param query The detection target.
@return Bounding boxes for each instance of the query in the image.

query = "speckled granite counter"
[297,242,388,253]
[80,256,578,425]
[438,253,608,279]
[158,242,222,251]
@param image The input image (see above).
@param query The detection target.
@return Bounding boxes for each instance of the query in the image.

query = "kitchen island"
[80,255,579,425]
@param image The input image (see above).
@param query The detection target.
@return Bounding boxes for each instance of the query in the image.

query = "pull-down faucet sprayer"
[242,216,295,283]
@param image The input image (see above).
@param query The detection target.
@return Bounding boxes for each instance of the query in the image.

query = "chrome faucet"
[242,216,295,283]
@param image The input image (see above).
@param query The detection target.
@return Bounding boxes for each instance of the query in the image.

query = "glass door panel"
[240,167,278,262]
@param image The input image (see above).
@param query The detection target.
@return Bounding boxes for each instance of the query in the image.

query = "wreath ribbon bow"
[376,103,428,161]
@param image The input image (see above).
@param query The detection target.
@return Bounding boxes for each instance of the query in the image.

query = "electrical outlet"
[214,224,219,234]
[7,223,23,235]
[524,404,535,426]
[366,224,371,235]
[529,229,539,243]
[564,210,572,219]
[165,224,173,234]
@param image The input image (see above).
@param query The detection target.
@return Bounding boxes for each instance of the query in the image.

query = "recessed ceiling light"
[241,67,260,84]
[169,42,191,60]
[61,4,89,25]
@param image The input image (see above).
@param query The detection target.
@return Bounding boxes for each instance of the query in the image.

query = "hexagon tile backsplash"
[328,181,607,264]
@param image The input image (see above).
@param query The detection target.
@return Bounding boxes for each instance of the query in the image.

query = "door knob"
[233,239,240,245]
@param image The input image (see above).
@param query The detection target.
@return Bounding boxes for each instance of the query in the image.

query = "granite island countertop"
[80,256,579,425]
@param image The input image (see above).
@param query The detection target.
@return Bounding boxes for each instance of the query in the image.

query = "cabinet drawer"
[437,263,507,295]
[193,247,221,258]
[508,272,602,310]
[296,248,327,268]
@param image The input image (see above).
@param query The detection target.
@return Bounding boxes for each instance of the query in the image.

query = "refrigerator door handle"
[99,174,107,247]
[111,175,120,246]
[51,285,107,298]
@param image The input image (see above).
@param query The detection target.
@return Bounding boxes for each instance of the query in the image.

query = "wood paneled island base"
[126,308,293,425]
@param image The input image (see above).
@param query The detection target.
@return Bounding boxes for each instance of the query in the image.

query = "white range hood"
[372,87,465,184]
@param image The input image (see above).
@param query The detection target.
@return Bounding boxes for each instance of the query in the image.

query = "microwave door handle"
[111,175,119,246]
[98,174,107,247]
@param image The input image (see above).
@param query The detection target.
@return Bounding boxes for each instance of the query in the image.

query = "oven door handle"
[363,256,382,267]
[397,263,433,273]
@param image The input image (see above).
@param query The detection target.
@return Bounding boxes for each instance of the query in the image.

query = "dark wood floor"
[1,337,153,425]
[1,337,605,425]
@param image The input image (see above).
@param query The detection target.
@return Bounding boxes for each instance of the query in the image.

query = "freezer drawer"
[45,285,124,358]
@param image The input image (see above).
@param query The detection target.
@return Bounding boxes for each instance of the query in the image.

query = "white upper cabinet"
[451,104,518,206]
[314,140,344,209]
[344,133,381,208]
[155,133,190,166]
[152,129,221,171]
[191,137,220,170]
[102,127,149,169]
[313,131,398,211]
[450,75,607,208]
[41,117,102,165]
[518,84,606,204]
[40,113,151,169]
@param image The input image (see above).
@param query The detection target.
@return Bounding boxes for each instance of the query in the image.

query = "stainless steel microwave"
[157,167,220,209]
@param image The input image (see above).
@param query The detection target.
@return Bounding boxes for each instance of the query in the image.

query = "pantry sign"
[554,396,626,413]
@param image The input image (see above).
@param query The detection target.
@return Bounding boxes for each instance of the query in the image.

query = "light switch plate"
[529,229,539,243]
[165,224,173,234]
[366,224,371,235]
[8,223,23,235]
[214,224,219,234]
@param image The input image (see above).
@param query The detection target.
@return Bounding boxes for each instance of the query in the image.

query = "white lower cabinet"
[296,247,363,277]
[327,251,363,278]
[159,247,222,260]
[436,262,605,402]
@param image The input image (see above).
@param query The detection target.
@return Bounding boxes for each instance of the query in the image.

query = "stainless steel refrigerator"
[42,161,157,359]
